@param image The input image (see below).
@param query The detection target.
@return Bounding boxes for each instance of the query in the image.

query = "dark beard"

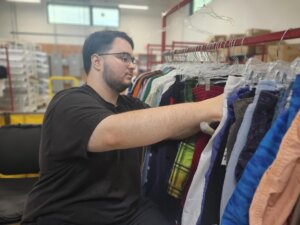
[103,68,130,93]
[113,83,129,93]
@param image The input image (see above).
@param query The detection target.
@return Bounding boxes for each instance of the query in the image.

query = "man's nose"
[128,61,136,69]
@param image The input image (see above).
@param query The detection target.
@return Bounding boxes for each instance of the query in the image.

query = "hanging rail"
[147,42,203,70]
[171,41,205,50]
[163,28,300,56]
[147,44,173,71]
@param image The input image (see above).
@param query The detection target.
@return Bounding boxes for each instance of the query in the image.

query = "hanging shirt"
[132,70,161,97]
[225,90,255,164]
[219,80,277,219]
[168,136,197,198]
[197,87,250,225]
[143,79,185,224]
[272,82,294,121]
[288,196,300,225]
[144,140,182,224]
[181,83,225,206]
[140,74,163,101]
[235,90,279,180]
[182,75,244,225]
[167,79,198,199]
[145,70,177,106]
[221,74,300,225]
[249,111,300,225]
[219,96,253,220]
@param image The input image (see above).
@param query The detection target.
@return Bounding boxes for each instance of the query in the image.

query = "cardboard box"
[267,44,300,62]
[215,48,228,62]
[246,28,271,37]
[252,54,268,62]
[207,35,227,43]
[247,44,269,56]
[228,33,245,40]
[229,46,249,56]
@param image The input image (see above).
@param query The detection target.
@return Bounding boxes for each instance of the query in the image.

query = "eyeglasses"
[96,52,136,65]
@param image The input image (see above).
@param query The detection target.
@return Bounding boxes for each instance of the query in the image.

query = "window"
[92,7,119,27]
[47,4,90,26]
[191,0,213,14]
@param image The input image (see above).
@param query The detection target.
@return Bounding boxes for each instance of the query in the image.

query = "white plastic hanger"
[265,29,293,86]
[290,57,300,79]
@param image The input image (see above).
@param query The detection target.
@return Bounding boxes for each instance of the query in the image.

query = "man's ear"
[91,54,103,71]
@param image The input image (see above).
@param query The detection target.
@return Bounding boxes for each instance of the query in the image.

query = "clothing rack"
[147,41,204,71]
[163,28,300,58]
[147,44,173,71]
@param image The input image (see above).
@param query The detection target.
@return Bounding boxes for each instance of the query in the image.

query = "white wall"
[0,0,177,53]
[3,0,298,54]
[166,0,300,44]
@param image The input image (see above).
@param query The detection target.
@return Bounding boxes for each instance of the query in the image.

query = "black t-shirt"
[21,84,149,225]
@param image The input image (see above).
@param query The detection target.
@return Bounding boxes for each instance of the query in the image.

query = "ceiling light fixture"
[6,0,41,3]
[118,4,149,10]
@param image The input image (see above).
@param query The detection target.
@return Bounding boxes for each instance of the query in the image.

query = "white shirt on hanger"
[182,75,245,225]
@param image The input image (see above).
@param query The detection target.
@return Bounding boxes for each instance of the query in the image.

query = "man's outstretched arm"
[88,94,223,152]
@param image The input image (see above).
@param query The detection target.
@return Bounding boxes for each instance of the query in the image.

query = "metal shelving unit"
[0,40,48,112]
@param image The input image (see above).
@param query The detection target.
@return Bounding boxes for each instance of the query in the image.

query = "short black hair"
[82,30,134,74]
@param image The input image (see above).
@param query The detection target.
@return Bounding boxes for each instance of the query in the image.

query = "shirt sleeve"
[45,91,114,161]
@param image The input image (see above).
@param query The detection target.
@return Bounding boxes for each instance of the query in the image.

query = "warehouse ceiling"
[43,0,182,16]
[54,0,178,5]
[46,0,181,12]
[45,0,179,7]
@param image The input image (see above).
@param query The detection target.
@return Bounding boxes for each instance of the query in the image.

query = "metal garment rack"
[147,41,204,70]
[147,44,173,71]
[162,28,300,60]
[160,0,300,60]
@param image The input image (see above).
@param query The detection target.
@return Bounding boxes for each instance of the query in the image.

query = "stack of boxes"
[34,49,50,109]
[207,28,300,63]
[0,40,49,112]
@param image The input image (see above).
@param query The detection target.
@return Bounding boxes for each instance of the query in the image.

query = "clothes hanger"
[243,56,268,89]
[228,38,242,76]
[193,41,230,87]
[193,4,234,24]
[290,57,300,80]
[167,42,229,85]
[265,29,292,87]
[239,36,248,64]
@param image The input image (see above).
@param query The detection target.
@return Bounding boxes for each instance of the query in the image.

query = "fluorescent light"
[118,4,149,10]
[6,0,40,3]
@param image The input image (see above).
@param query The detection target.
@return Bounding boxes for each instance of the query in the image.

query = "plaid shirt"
[168,137,196,198]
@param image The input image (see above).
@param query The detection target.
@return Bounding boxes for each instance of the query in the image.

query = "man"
[21,30,223,225]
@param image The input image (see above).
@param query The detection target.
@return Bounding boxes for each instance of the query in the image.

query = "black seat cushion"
[0,124,41,224]
[0,178,38,224]
[0,124,41,175]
